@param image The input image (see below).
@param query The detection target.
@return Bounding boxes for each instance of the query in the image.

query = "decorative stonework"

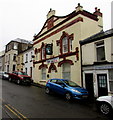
[47,17,54,30]
[59,31,74,54]
[58,59,74,67]
[39,63,48,70]
[48,63,57,73]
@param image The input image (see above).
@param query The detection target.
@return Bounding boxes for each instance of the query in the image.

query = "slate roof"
[80,28,113,45]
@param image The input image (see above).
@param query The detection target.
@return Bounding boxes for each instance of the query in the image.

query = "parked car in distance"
[45,78,88,100]
[8,71,33,85]
[96,96,113,115]
[0,71,9,80]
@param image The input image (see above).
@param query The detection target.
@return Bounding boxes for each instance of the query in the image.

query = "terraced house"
[80,29,113,97]
[5,38,32,73]
[33,3,103,86]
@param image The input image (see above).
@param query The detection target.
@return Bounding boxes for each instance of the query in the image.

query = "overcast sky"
[0,0,112,51]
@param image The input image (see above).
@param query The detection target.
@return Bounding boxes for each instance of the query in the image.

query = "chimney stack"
[47,8,56,19]
[93,7,103,29]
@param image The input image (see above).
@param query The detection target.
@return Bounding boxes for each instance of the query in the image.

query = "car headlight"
[20,76,23,79]
[71,89,81,94]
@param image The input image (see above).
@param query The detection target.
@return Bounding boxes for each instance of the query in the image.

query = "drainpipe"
[79,41,83,87]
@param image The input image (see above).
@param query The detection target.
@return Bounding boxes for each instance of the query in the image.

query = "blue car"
[45,78,88,100]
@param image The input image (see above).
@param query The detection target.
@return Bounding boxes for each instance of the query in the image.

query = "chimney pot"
[98,9,100,12]
[95,7,98,11]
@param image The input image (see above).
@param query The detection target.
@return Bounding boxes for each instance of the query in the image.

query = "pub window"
[96,41,105,61]
[62,37,68,53]
[41,68,46,80]
[42,47,45,59]
[70,39,73,51]
[62,63,71,80]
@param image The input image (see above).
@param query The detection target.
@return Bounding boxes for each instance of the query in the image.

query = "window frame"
[96,41,105,61]
[41,68,46,80]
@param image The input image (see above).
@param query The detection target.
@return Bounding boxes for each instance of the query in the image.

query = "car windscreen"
[63,80,80,87]
[18,72,28,75]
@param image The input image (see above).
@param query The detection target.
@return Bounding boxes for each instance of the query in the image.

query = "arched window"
[41,68,46,80]
[62,37,68,53]
[42,46,45,59]
[62,63,71,80]
[60,32,74,54]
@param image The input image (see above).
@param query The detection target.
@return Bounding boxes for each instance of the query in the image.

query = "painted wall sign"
[46,57,59,64]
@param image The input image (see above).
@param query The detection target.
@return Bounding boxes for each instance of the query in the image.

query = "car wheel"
[99,102,112,115]
[17,79,21,85]
[65,92,72,101]
[9,78,12,82]
[45,87,51,94]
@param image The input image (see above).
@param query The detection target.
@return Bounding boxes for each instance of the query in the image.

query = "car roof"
[49,78,68,81]
[13,71,25,73]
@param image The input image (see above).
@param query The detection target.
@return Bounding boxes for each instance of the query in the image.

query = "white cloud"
[0,0,112,51]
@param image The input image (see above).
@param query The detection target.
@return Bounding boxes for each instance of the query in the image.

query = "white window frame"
[41,68,46,80]
[42,47,45,59]
[62,63,71,80]
[62,37,68,53]
[96,41,105,61]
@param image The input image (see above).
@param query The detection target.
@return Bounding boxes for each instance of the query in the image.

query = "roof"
[0,50,5,56]
[33,9,99,41]
[6,38,33,46]
[80,28,113,45]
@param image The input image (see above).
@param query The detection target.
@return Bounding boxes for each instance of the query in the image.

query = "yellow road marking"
[1,98,29,120]
[5,104,23,120]
[7,104,29,120]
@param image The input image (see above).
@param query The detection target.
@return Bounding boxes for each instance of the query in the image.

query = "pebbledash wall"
[33,3,103,86]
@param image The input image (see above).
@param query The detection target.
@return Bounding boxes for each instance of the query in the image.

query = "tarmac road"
[1,79,110,119]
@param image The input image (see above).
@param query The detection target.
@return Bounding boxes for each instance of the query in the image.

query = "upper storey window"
[42,47,45,59]
[41,42,46,60]
[62,37,68,53]
[60,32,74,54]
[96,41,105,61]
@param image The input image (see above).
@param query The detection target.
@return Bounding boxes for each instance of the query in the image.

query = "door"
[30,67,32,78]
[85,73,94,99]
[97,74,108,97]
[55,80,65,95]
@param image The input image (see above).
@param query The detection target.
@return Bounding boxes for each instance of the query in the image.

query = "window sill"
[93,61,109,65]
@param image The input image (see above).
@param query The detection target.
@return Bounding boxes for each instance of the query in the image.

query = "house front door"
[97,74,108,97]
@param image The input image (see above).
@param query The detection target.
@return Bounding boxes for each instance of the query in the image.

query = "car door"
[48,79,57,91]
[55,80,66,95]
[11,72,16,80]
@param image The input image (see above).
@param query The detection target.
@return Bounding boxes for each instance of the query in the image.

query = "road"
[1,79,110,119]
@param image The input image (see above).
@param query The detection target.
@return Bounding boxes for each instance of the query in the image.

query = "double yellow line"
[1,99,29,120]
